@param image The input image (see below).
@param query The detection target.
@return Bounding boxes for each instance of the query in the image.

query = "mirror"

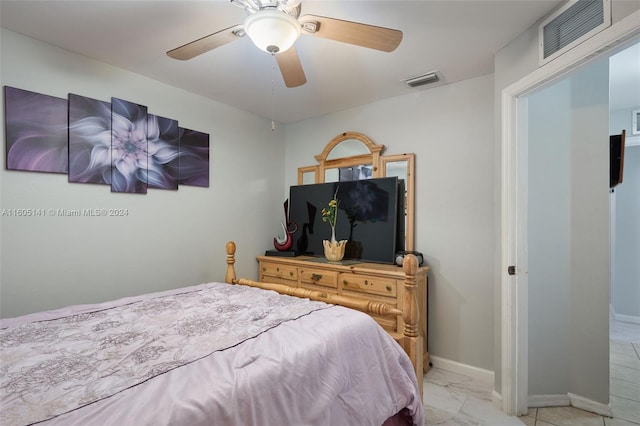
[326,139,370,160]
[298,166,317,185]
[298,132,415,251]
[324,161,373,183]
[382,155,414,251]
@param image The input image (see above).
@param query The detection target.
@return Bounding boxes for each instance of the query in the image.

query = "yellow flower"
[321,188,339,229]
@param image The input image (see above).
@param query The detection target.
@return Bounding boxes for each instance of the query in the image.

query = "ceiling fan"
[166,0,403,88]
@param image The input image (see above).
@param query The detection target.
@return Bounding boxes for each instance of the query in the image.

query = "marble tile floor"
[423,319,640,425]
[422,367,524,425]
[605,318,640,426]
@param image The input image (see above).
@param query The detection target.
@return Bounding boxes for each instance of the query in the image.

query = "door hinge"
[508,266,516,276]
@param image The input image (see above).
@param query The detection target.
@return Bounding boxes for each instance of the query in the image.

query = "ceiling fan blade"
[167,24,244,60]
[299,14,402,52]
[275,47,307,88]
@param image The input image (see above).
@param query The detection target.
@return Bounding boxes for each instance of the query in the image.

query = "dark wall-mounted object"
[610,129,626,189]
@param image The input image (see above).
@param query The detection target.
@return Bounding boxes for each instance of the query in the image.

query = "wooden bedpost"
[401,254,424,399]
[225,241,237,284]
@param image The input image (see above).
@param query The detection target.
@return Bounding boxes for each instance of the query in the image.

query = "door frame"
[500,11,640,416]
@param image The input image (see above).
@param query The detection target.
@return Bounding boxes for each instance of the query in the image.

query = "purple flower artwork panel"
[111,98,148,194]
[146,115,179,190]
[5,86,211,195]
[179,128,209,187]
[4,86,69,174]
[68,94,112,184]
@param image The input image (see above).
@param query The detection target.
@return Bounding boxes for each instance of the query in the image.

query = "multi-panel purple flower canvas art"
[111,98,149,194]
[4,86,69,174]
[179,128,210,187]
[3,86,210,194]
[147,114,180,190]
[68,93,112,184]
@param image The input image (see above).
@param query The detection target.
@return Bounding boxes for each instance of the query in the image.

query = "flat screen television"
[289,177,404,264]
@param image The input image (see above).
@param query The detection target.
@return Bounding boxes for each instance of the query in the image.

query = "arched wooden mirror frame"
[297,131,415,251]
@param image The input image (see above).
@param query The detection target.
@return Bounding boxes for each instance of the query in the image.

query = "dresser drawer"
[340,274,397,297]
[260,262,297,281]
[299,267,338,289]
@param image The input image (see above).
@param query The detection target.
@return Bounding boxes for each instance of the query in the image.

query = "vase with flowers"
[321,188,347,261]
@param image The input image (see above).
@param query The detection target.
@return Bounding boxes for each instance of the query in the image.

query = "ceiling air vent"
[539,0,611,66]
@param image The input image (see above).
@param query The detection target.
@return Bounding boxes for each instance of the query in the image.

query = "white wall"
[610,107,639,136]
[285,74,496,371]
[0,29,285,317]
[612,145,640,318]
[610,102,640,319]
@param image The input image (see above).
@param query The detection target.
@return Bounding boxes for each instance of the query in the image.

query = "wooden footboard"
[225,241,424,398]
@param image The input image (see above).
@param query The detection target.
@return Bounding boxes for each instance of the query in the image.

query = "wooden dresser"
[257,255,430,371]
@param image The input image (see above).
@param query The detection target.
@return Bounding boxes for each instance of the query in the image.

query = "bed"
[0,241,424,426]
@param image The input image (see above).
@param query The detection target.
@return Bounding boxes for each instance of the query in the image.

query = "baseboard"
[568,393,612,417]
[429,355,494,383]
[610,304,615,320]
[610,304,640,324]
[492,390,503,410]
[528,393,612,417]
[528,394,571,407]
[614,313,640,325]
[626,134,640,147]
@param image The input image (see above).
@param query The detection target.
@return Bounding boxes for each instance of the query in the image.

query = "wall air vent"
[405,71,442,88]
[539,0,611,66]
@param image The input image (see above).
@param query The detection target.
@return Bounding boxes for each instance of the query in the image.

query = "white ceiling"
[1,0,578,123]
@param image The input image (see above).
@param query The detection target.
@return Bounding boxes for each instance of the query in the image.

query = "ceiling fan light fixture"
[244,9,301,54]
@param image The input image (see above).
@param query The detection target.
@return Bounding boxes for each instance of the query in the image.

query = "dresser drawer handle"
[386,285,392,292]
[364,280,369,285]
[290,271,294,276]
[343,280,348,286]
[311,273,323,281]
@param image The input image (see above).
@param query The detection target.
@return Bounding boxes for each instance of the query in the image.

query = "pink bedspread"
[1,282,424,426]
